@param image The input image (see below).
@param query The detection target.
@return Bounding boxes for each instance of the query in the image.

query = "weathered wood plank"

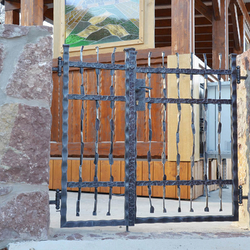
[212,0,221,20]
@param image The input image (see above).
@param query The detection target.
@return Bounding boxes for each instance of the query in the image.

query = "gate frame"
[59,44,238,228]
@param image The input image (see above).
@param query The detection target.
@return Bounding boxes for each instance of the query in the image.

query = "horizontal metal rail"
[68,94,231,105]
[67,61,232,75]
[67,179,232,188]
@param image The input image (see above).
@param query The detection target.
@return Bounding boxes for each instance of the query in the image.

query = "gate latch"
[238,185,249,205]
[49,189,61,212]
[135,79,151,111]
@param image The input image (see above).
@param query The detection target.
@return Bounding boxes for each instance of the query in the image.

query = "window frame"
[53,0,155,58]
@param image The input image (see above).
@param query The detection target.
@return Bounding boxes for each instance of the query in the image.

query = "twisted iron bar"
[176,53,181,213]
[93,47,100,216]
[161,52,167,213]
[146,52,154,213]
[217,54,223,212]
[190,53,195,213]
[76,46,85,216]
[203,54,209,212]
[107,47,116,216]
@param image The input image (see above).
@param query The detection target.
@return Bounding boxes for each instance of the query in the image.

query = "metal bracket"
[49,189,61,212]
[236,66,248,84]
[238,185,248,205]
[135,79,151,111]
[52,57,63,77]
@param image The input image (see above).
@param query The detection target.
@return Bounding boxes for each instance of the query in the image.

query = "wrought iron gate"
[55,44,239,229]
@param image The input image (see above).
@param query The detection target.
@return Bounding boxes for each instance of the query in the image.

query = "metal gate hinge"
[52,57,63,77]
[236,66,248,84]
[49,189,61,212]
[238,185,248,205]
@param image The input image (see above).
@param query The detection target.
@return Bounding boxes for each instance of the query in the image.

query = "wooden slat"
[142,161,150,196]
[166,162,177,199]
[114,70,126,142]
[195,0,213,23]
[152,161,164,198]
[52,159,62,190]
[86,70,97,142]
[72,72,82,142]
[112,161,121,194]
[100,70,112,142]
[100,160,110,193]
[49,159,53,190]
[136,161,143,196]
[236,0,250,32]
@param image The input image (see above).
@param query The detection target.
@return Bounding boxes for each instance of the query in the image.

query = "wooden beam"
[5,10,19,25]
[21,0,43,26]
[212,0,221,20]
[236,0,250,31]
[172,0,195,54]
[195,0,213,23]
[5,1,20,11]
[229,1,242,51]
[212,0,229,70]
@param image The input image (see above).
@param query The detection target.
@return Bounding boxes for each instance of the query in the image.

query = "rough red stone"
[0,43,5,74]
[0,104,51,184]
[5,36,53,103]
[0,191,49,241]
[0,25,29,38]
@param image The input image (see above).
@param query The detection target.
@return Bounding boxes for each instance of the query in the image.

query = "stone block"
[5,35,53,103]
[0,25,29,38]
[0,104,51,184]
[0,191,49,242]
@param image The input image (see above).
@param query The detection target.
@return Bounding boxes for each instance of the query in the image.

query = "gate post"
[124,48,137,228]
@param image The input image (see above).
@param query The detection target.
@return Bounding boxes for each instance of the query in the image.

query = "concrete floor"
[8,187,250,249]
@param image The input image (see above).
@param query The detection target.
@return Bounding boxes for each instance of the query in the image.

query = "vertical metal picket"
[60,44,70,227]
[124,48,137,229]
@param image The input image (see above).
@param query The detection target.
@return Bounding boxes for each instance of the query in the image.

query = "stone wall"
[0,25,52,248]
[237,50,250,228]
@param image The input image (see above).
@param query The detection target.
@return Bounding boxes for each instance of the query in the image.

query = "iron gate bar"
[124,48,137,228]
[68,60,232,75]
[67,179,233,188]
[230,54,239,221]
[68,94,232,105]
[61,44,70,227]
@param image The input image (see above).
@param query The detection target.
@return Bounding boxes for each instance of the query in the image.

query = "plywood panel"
[52,159,62,190]
[180,162,189,199]
[71,159,80,192]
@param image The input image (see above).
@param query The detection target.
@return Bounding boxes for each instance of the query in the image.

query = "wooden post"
[21,0,43,26]
[5,10,19,25]
[212,0,229,70]
[171,0,195,54]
